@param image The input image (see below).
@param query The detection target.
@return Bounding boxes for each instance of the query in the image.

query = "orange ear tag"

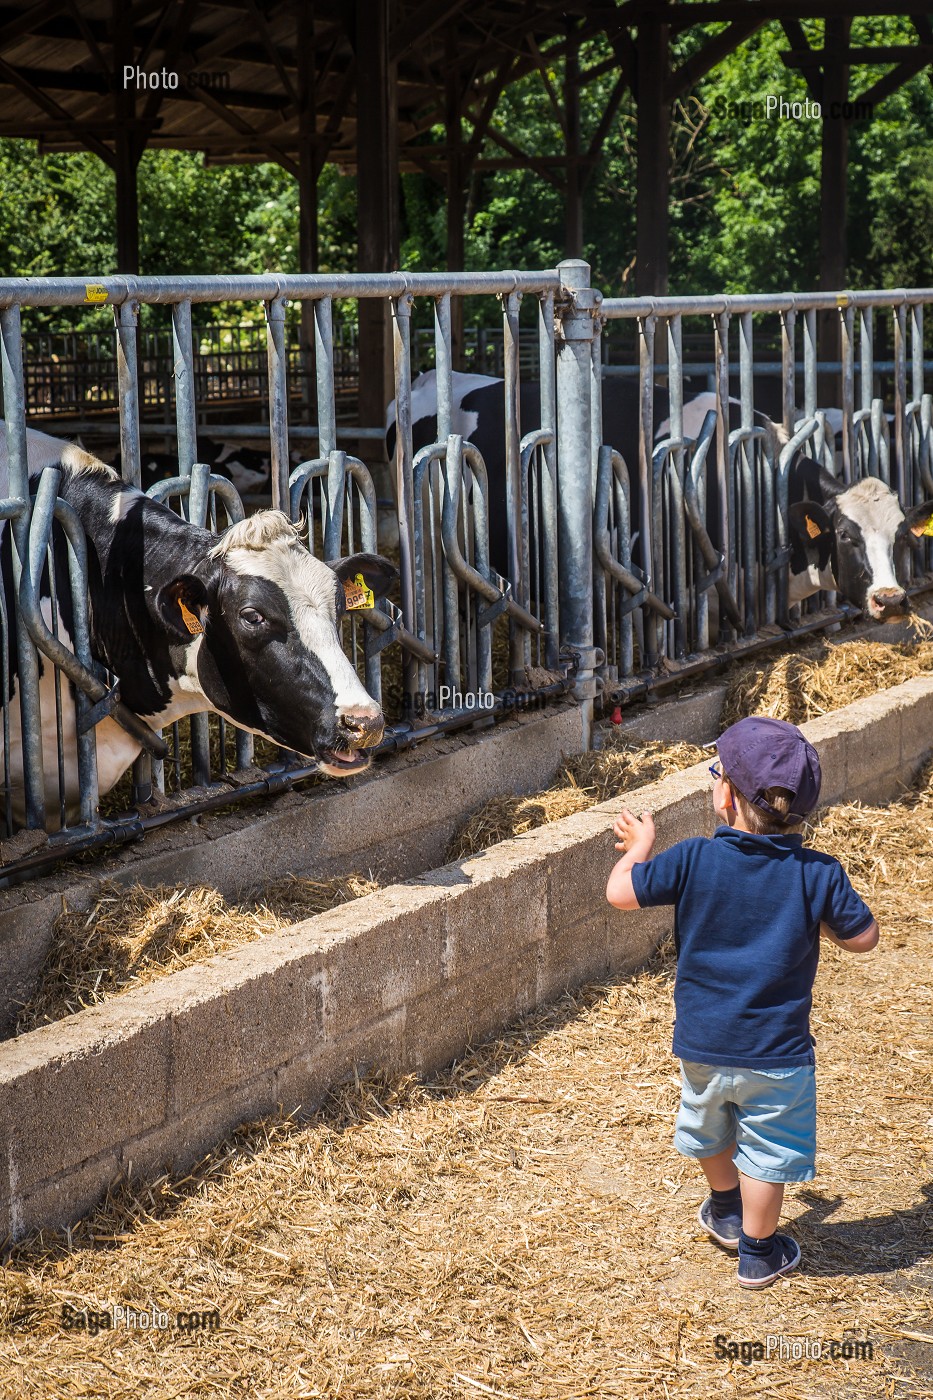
[343,574,375,611]
[912,516,933,538]
[805,514,822,540]
[180,601,204,635]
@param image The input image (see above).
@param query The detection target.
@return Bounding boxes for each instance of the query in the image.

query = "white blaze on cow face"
[210,512,380,719]
[835,477,907,618]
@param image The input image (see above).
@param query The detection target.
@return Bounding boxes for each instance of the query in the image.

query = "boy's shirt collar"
[712,825,804,853]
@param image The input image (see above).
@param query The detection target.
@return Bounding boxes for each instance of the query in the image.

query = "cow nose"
[870,587,909,617]
[337,705,385,749]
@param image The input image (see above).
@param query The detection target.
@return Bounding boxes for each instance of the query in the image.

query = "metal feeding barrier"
[1,266,932,884]
[21,319,543,422]
[595,289,933,696]
[0,268,577,883]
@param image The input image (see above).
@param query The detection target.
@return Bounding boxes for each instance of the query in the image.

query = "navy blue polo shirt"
[630,827,874,1069]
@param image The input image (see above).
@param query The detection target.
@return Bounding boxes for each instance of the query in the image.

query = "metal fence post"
[115,299,142,487]
[555,258,599,719]
[266,294,291,513]
[537,289,559,667]
[0,304,45,828]
[115,296,152,805]
[391,291,418,700]
[502,288,523,680]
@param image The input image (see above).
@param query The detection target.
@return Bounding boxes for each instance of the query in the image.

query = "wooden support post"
[356,0,398,433]
[635,16,670,297]
[445,26,464,369]
[564,21,582,259]
[113,0,139,273]
[297,1,318,420]
[819,16,851,407]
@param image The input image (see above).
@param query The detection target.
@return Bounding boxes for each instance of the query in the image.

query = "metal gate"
[2,269,933,883]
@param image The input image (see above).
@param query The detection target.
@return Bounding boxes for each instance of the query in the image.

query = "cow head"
[788,461,933,621]
[155,512,396,775]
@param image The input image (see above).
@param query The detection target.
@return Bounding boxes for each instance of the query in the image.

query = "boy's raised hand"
[613,806,656,855]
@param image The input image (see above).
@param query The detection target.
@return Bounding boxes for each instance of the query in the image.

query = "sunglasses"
[708,761,723,781]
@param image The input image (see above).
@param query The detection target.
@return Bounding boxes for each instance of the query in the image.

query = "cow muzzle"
[867,587,909,621]
[337,705,385,749]
[317,705,386,776]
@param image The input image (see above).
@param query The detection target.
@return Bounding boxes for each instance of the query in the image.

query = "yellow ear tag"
[805,514,822,540]
[180,601,204,635]
[343,574,375,610]
[912,516,933,538]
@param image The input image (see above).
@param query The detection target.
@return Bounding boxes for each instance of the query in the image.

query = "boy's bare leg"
[740,1175,785,1237]
[697,1145,740,1191]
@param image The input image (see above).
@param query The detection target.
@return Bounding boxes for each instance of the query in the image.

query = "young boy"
[605,716,879,1288]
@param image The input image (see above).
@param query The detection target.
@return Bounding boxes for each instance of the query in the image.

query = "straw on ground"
[1,766,931,1397]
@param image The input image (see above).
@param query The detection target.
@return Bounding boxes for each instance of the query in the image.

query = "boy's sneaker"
[698,1196,742,1250]
[737,1233,801,1288]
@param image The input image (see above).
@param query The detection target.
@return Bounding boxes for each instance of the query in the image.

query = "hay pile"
[98,719,287,818]
[811,755,933,938]
[448,737,707,860]
[16,873,379,1034]
[450,637,933,861]
[1,772,931,1396]
[721,638,933,727]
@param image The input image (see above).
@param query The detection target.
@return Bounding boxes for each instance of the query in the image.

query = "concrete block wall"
[1,674,931,1240]
[0,700,587,1037]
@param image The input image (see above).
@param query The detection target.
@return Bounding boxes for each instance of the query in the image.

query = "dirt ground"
[0,778,931,1398]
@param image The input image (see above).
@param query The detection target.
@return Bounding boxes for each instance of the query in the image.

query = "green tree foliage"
[2,16,933,313]
[0,142,358,327]
[677,17,933,294]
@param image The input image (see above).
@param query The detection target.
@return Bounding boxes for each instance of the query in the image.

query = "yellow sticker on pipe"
[84,284,108,303]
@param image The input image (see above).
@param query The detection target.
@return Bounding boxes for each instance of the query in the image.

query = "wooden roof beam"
[0,0,70,48]
[779,18,822,101]
[0,55,116,166]
[186,84,300,175]
[666,17,764,99]
[0,65,291,110]
[482,124,565,190]
[659,0,931,24]
[854,51,933,108]
[242,0,298,107]
[390,0,471,62]
[783,44,933,65]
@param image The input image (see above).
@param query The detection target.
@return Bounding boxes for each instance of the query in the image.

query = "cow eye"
[239,607,265,627]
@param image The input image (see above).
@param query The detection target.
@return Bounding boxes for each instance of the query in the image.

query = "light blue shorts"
[675,1060,817,1183]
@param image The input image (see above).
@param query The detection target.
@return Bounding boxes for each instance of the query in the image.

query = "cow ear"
[816,464,845,498]
[788,500,833,546]
[155,575,210,639]
[329,553,398,606]
[899,501,933,541]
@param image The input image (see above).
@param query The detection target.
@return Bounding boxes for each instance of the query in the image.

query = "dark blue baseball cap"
[715,716,822,824]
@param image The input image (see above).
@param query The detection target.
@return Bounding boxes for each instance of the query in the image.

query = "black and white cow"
[386,369,662,490]
[113,436,274,496]
[0,434,396,825]
[787,454,933,620]
[386,372,933,625]
[385,372,780,580]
